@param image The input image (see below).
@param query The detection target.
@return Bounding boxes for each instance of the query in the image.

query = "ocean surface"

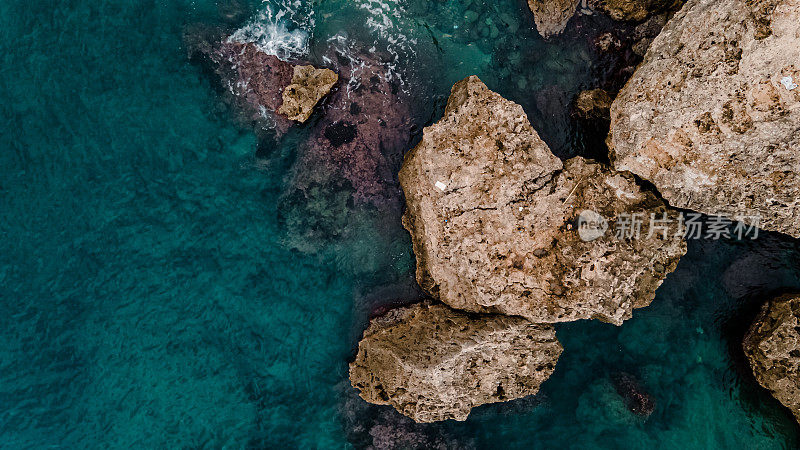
[1,0,799,448]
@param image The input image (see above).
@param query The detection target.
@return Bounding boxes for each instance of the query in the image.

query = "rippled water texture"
[1,0,799,448]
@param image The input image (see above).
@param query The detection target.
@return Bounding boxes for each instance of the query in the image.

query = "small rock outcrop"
[611,372,655,417]
[191,38,337,133]
[399,76,686,325]
[608,0,800,237]
[744,293,800,423]
[278,65,338,122]
[349,302,562,423]
[527,0,580,38]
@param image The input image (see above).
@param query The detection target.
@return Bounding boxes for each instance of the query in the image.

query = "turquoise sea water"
[1,0,799,448]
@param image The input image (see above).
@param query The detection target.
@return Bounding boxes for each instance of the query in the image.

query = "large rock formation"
[608,0,800,237]
[527,0,580,38]
[399,76,686,325]
[744,293,800,423]
[349,302,562,423]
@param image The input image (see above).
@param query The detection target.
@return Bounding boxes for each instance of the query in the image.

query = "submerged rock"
[277,46,413,253]
[527,0,580,38]
[608,0,800,237]
[399,76,685,325]
[575,88,614,121]
[278,65,338,122]
[299,47,412,206]
[189,27,413,252]
[195,38,295,134]
[611,372,655,417]
[744,293,800,423]
[349,301,562,423]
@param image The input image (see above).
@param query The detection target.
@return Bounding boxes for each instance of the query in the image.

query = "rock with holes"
[608,0,800,237]
[349,301,562,423]
[278,65,338,122]
[744,293,800,424]
[399,76,685,324]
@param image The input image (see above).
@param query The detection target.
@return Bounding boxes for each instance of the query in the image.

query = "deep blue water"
[1,0,800,448]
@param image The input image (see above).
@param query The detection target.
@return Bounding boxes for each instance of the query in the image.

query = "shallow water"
[1,0,799,448]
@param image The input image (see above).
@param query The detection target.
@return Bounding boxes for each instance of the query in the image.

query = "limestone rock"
[278,65,338,122]
[349,301,562,423]
[399,76,686,325]
[608,0,800,237]
[527,0,580,38]
[744,293,800,423]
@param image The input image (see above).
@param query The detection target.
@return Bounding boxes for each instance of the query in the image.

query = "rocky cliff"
[744,293,800,423]
[399,76,686,325]
[349,302,562,423]
[608,0,800,237]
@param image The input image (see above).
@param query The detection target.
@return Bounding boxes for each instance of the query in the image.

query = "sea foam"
[228,0,314,60]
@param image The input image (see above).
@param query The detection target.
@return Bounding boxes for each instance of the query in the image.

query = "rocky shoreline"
[350,75,686,421]
[189,0,800,429]
[352,0,800,424]
[398,76,685,325]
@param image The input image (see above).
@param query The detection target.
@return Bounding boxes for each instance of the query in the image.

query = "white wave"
[355,0,418,87]
[228,0,314,61]
[324,34,370,95]
[229,0,420,92]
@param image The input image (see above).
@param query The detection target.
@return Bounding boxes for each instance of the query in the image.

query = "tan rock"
[349,301,562,423]
[744,293,800,423]
[527,0,580,38]
[278,65,338,122]
[608,0,800,237]
[399,76,686,325]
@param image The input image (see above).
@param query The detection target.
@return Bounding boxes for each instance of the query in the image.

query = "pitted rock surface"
[608,0,800,237]
[744,293,800,424]
[399,76,686,325]
[349,302,562,423]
